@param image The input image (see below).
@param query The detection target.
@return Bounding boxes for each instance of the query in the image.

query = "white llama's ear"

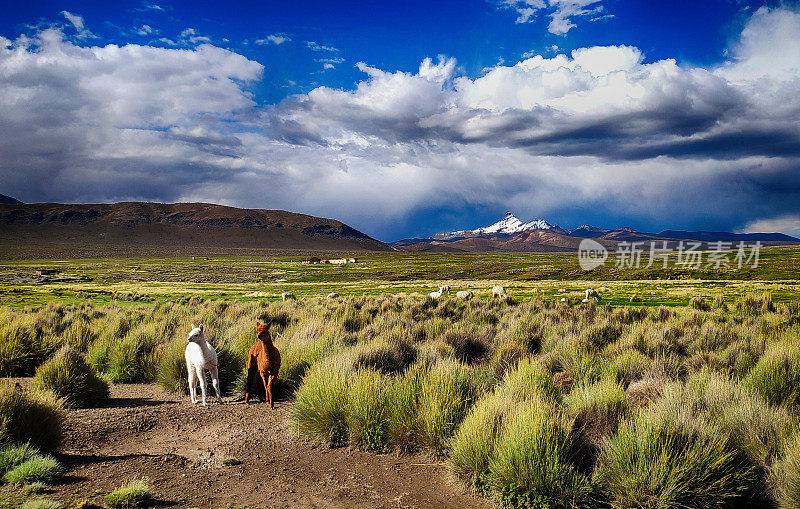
[191,323,196,329]
[199,323,204,331]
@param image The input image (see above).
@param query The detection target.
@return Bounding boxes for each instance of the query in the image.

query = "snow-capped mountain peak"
[433,212,556,240]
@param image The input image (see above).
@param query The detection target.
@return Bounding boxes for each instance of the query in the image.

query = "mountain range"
[1,197,797,256]
[393,212,800,252]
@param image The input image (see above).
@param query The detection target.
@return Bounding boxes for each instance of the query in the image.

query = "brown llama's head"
[256,322,271,342]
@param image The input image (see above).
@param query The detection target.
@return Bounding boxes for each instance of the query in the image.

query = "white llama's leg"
[209,365,222,403]
[197,365,208,406]
[187,361,197,404]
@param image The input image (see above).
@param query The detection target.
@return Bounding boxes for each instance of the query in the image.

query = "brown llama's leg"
[260,370,270,406]
[245,367,257,404]
[267,374,276,409]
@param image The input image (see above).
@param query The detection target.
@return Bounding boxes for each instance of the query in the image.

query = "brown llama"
[245,322,281,408]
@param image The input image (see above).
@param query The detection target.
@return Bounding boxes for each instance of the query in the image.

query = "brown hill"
[0,202,391,254]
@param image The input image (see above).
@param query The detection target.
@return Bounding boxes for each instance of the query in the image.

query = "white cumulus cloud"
[1,8,799,240]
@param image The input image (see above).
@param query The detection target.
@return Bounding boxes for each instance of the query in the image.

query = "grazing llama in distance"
[185,323,223,406]
[245,322,282,408]
[492,285,508,299]
[456,290,474,300]
[429,285,449,299]
[282,292,296,301]
[583,288,601,303]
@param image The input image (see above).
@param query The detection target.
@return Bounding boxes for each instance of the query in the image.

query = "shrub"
[2,455,62,485]
[33,345,109,408]
[291,358,349,447]
[0,382,64,451]
[489,400,592,508]
[596,396,755,508]
[104,479,153,508]
[345,369,391,451]
[745,342,800,407]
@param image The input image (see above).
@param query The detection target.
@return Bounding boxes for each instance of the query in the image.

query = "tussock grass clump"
[565,378,627,449]
[0,443,37,477]
[503,357,560,404]
[345,368,391,451]
[690,296,711,311]
[353,335,416,375]
[738,292,775,315]
[442,323,494,364]
[103,323,160,383]
[604,350,650,387]
[0,382,64,451]
[596,389,755,508]
[683,370,792,468]
[417,360,492,456]
[33,345,109,408]
[20,500,62,509]
[745,341,800,408]
[104,478,153,508]
[489,400,592,508]
[273,319,340,393]
[386,364,425,452]
[582,319,623,351]
[449,391,514,489]
[772,434,800,508]
[0,315,59,376]
[2,455,62,485]
[292,358,349,447]
[23,481,47,494]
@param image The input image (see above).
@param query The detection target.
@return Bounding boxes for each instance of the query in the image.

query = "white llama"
[185,323,223,406]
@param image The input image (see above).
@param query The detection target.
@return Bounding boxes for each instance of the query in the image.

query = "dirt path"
[43,384,492,508]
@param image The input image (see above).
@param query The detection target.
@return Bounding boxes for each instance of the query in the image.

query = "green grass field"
[0,246,798,308]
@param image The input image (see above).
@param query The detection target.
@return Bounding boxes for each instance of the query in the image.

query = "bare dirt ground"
[32,384,493,508]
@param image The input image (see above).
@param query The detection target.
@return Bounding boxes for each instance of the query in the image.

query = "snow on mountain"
[433,212,556,240]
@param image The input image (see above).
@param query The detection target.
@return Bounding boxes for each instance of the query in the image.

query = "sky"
[0,0,799,241]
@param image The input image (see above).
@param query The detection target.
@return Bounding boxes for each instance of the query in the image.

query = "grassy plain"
[0,246,798,309]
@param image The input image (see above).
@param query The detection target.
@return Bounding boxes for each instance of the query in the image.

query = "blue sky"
[1,0,799,240]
